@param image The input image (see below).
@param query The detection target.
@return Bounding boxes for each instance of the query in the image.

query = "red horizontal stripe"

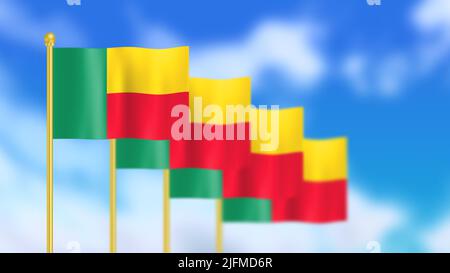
[272,180,347,223]
[223,153,303,199]
[169,123,251,170]
[107,92,188,140]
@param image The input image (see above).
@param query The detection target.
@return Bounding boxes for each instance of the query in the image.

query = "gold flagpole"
[45,32,55,253]
[216,199,223,253]
[163,169,170,252]
[110,139,117,253]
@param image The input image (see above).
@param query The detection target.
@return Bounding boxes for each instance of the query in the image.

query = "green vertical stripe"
[53,48,107,139]
[170,168,222,198]
[223,198,272,222]
[116,139,169,169]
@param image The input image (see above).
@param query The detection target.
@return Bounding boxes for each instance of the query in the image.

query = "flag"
[221,108,303,222]
[107,47,189,140]
[169,77,251,198]
[223,198,271,223]
[170,77,251,170]
[223,108,304,199]
[273,138,348,223]
[53,48,107,139]
[53,47,189,140]
[303,138,347,182]
[170,169,222,198]
[116,139,169,169]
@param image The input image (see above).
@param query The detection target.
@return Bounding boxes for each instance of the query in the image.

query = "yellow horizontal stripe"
[251,107,303,154]
[189,77,251,124]
[303,137,348,182]
[107,47,189,94]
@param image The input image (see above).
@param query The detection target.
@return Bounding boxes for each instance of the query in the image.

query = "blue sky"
[0,0,450,252]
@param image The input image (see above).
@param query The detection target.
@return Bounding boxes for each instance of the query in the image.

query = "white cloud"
[224,189,404,253]
[135,24,183,49]
[341,53,411,98]
[133,9,432,98]
[411,0,450,72]
[423,216,450,253]
[376,55,410,97]
[80,176,402,253]
[127,7,184,49]
[0,148,19,188]
[342,54,369,95]
[413,0,450,33]
[190,20,326,89]
[0,137,405,253]
[130,7,326,89]
[340,0,450,98]
[0,178,45,252]
[116,171,164,253]
[0,0,86,48]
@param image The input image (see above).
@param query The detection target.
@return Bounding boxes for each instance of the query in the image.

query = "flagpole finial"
[45,33,55,47]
